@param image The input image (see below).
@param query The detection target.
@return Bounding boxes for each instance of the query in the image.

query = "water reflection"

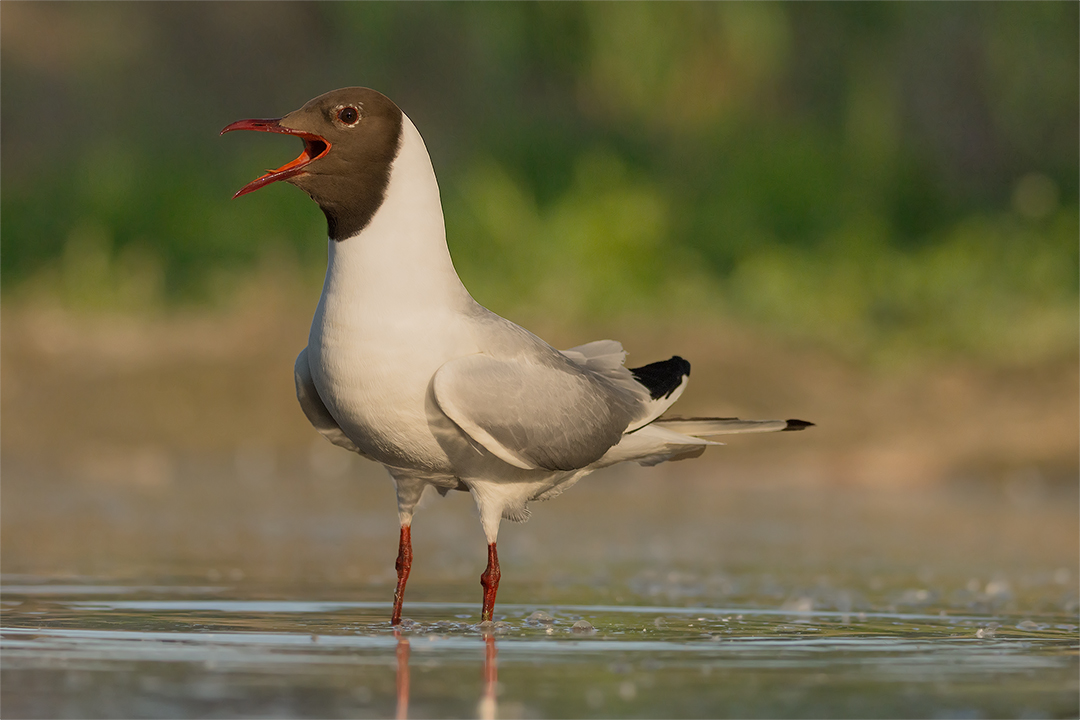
[395,630,410,720]
[1,589,1076,719]
[479,633,498,720]
[393,627,499,720]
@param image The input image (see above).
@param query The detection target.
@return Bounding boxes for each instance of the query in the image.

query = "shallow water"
[2,456,1077,718]
[3,581,1077,718]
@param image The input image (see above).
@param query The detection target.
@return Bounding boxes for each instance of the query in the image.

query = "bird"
[222,87,812,625]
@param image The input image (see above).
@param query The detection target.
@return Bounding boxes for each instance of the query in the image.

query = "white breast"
[305,114,478,471]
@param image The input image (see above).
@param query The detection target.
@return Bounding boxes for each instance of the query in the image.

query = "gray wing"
[294,347,366,455]
[432,352,641,472]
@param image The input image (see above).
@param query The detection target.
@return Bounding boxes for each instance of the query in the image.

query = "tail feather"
[599,415,812,470]
[654,416,814,436]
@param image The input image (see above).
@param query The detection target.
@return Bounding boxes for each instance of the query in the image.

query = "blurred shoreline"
[3,291,1076,491]
[3,291,1075,602]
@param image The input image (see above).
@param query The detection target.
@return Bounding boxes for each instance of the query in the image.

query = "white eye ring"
[335,105,361,126]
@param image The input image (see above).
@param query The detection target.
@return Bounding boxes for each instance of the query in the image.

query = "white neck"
[317,114,472,318]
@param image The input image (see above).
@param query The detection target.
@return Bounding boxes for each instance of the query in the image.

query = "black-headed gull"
[222,88,812,624]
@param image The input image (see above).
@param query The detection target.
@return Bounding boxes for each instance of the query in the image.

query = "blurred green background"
[3,2,1077,364]
[1,11,1078,690]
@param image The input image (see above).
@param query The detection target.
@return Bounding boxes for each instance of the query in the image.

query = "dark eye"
[337,106,360,125]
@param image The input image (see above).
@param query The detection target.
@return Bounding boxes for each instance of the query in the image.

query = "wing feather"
[432,353,639,472]
[654,416,813,435]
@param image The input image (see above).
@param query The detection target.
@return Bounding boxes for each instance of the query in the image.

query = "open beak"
[220,118,331,198]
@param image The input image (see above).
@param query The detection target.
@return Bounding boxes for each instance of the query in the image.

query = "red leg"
[391,525,413,626]
[480,542,501,622]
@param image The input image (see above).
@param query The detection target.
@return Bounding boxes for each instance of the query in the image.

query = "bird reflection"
[394,630,410,720]
[393,628,499,720]
[479,633,498,720]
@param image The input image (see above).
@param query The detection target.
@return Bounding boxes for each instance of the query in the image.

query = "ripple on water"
[1,587,1077,719]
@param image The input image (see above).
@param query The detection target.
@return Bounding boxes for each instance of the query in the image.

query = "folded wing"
[432,353,643,472]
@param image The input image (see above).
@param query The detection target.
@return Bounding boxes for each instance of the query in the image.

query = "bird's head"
[221,87,403,240]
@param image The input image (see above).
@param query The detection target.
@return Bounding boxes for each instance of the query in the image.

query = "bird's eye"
[337,106,360,125]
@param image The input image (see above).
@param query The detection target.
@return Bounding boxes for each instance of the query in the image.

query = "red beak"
[220,118,332,198]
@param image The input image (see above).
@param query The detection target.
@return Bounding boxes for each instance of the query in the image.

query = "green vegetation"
[2,3,1076,364]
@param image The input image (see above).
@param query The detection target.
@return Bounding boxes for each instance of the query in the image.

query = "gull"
[222,88,812,625]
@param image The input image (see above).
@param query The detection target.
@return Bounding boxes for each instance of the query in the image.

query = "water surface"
[3,459,1077,718]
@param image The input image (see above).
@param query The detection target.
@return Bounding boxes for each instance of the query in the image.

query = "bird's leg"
[389,475,425,625]
[391,524,413,626]
[469,480,505,623]
[479,542,501,622]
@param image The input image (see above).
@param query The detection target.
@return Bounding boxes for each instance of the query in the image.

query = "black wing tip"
[782,419,814,431]
[630,355,692,400]
[670,355,691,375]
